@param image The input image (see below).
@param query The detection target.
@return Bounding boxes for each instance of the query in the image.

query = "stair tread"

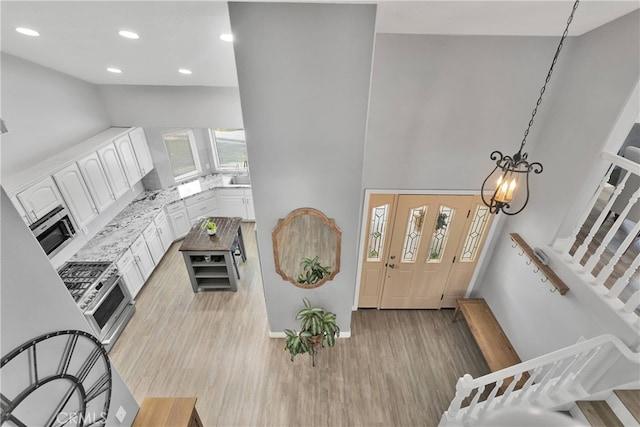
[614,390,640,423]
[577,400,624,427]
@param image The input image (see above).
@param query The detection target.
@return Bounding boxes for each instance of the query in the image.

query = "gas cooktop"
[57,262,116,302]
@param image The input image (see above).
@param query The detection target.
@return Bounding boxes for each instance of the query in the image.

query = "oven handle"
[84,276,129,315]
[61,218,74,237]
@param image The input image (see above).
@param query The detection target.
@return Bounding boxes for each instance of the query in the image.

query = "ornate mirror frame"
[272,208,341,288]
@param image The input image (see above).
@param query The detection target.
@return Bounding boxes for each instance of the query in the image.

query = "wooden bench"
[454,298,528,389]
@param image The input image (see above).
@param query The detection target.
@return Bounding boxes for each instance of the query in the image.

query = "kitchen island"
[179,217,245,292]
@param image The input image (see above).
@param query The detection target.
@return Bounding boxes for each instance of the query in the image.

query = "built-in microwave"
[29,205,77,258]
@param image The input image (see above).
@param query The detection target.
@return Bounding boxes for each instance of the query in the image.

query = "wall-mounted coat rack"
[510,233,569,295]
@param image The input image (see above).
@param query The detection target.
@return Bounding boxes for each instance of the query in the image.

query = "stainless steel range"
[57,261,135,351]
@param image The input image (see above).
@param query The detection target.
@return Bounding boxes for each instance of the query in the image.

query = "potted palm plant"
[284,298,339,366]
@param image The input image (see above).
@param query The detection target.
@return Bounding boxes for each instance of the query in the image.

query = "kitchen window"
[163,129,201,181]
[209,129,248,171]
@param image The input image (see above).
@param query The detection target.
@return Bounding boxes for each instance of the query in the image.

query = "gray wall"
[1,54,111,178]
[229,2,376,334]
[0,188,139,425]
[476,10,640,359]
[98,85,243,129]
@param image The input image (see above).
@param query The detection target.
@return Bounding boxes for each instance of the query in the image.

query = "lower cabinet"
[116,249,144,298]
[131,235,155,281]
[166,201,191,239]
[143,222,165,265]
[218,188,255,220]
[154,210,174,250]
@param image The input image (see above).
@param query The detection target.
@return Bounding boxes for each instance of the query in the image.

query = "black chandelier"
[481,0,580,215]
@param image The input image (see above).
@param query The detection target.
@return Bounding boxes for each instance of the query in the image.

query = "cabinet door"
[97,142,130,198]
[167,208,191,239]
[154,211,174,250]
[143,222,164,265]
[132,235,155,280]
[114,134,142,186]
[219,190,246,219]
[77,152,115,213]
[116,249,144,298]
[53,163,97,228]
[129,128,154,177]
[245,192,255,221]
[16,176,64,222]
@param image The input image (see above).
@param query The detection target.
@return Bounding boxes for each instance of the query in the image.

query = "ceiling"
[2,1,638,87]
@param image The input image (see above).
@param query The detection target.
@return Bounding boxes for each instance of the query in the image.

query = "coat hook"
[549,287,557,293]
[511,241,517,248]
[526,258,532,265]
[518,250,524,256]
[541,276,549,282]
[533,267,539,274]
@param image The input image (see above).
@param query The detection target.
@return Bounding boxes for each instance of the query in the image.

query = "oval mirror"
[272,208,341,288]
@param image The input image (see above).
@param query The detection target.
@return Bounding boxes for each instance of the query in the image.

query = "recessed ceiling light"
[16,27,40,37]
[178,69,192,75]
[220,33,233,42]
[118,30,139,39]
[107,67,122,74]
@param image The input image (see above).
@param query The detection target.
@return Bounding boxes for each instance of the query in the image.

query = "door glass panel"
[367,204,389,262]
[460,205,490,262]
[401,206,427,263]
[427,206,454,263]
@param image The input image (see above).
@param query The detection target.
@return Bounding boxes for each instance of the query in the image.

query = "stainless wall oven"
[30,205,76,258]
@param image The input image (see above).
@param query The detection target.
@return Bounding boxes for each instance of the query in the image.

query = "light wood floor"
[109,223,490,426]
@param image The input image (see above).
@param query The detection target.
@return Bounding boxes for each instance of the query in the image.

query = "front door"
[358,194,493,309]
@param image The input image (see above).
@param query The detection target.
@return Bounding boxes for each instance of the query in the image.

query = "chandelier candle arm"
[481,0,579,215]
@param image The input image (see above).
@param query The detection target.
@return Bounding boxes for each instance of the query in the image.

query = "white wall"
[98,85,243,129]
[0,187,139,425]
[1,54,111,179]
[229,2,376,334]
[363,34,560,191]
[476,10,640,359]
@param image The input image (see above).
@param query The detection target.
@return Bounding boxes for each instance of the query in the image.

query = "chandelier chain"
[519,0,580,152]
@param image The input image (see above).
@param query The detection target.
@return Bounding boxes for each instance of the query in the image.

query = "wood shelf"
[509,233,569,295]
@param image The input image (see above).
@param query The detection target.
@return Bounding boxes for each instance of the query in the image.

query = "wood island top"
[179,217,242,252]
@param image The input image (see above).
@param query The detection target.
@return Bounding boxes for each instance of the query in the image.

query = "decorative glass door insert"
[367,204,389,261]
[401,206,427,262]
[460,205,490,262]
[427,205,454,263]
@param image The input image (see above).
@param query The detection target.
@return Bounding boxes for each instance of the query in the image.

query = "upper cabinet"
[16,176,64,223]
[129,128,154,177]
[53,163,98,228]
[114,134,142,186]
[97,142,130,199]
[77,152,115,213]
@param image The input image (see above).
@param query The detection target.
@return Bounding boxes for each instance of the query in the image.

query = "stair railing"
[440,334,640,426]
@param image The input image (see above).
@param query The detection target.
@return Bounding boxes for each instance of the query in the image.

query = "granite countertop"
[71,173,248,262]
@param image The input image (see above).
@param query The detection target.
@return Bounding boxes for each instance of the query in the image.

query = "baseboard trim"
[269,331,351,338]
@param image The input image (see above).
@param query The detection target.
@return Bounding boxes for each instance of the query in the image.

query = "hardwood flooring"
[109,223,490,426]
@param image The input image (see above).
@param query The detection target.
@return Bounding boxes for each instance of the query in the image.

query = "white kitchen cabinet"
[131,234,155,281]
[154,210,174,250]
[143,222,164,265]
[219,188,254,220]
[77,152,115,213]
[16,176,64,222]
[114,134,142,186]
[116,248,144,298]
[97,142,130,199]
[129,128,154,177]
[185,190,219,223]
[166,201,191,239]
[53,163,97,228]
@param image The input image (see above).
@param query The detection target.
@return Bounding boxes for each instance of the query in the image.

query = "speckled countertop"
[71,173,248,262]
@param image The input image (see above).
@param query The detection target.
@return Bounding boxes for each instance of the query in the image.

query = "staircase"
[572,389,640,426]
[439,334,640,426]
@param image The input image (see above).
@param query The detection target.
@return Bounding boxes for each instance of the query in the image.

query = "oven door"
[84,277,132,342]
[36,216,75,257]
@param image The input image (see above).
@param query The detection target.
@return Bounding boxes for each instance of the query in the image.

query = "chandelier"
[481,0,580,215]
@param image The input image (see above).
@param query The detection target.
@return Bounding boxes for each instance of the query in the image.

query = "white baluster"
[568,165,614,252]
[447,374,474,418]
[595,219,640,286]
[574,172,630,264]
[476,379,503,421]
[607,251,640,300]
[512,367,542,405]
[584,186,640,274]
[529,361,561,402]
[493,373,523,410]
